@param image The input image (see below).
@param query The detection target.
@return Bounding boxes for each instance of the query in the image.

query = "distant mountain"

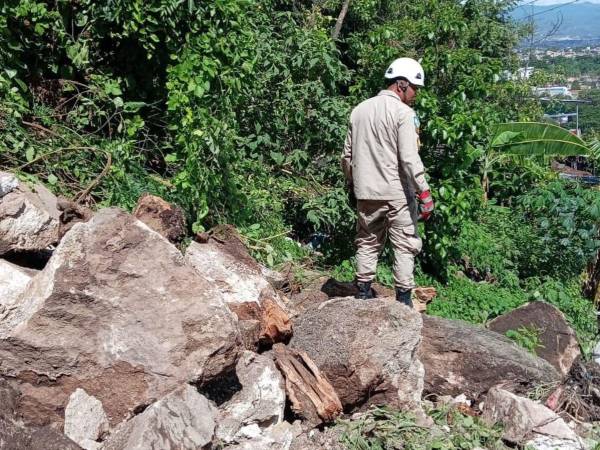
[511,2,600,46]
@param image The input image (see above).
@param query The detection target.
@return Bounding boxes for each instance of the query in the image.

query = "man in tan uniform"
[341,57,434,306]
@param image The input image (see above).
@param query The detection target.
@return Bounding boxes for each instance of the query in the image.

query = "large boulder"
[0,172,60,255]
[216,351,286,444]
[288,277,435,315]
[0,259,34,312]
[0,208,242,428]
[102,385,216,450]
[419,316,561,399]
[488,301,580,376]
[290,297,424,413]
[287,277,393,317]
[482,387,583,448]
[133,193,186,244]
[185,236,292,349]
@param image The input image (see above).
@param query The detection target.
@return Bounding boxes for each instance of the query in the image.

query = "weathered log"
[272,343,342,426]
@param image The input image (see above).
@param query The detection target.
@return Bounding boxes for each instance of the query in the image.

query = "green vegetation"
[1,1,598,355]
[532,55,600,78]
[338,405,508,450]
[505,325,544,355]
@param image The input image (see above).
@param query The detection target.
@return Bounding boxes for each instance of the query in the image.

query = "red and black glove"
[418,190,434,221]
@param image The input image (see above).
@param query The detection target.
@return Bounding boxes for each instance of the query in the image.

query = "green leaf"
[113,97,124,108]
[491,122,591,156]
[270,151,285,165]
[47,174,58,185]
[25,147,35,162]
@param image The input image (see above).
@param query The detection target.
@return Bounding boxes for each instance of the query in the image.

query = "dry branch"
[272,343,342,426]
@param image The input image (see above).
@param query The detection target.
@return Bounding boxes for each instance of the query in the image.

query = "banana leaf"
[491,122,590,156]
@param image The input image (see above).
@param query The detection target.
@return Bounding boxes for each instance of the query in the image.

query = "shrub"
[427,276,527,324]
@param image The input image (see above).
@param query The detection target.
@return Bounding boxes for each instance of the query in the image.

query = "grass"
[337,405,509,450]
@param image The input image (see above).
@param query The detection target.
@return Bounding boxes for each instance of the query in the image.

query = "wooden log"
[272,343,342,426]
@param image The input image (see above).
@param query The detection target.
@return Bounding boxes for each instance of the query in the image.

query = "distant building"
[533,86,572,97]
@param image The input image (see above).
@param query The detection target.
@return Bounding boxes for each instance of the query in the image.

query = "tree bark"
[332,0,351,40]
[272,343,342,425]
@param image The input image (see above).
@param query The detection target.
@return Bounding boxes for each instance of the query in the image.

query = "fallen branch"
[272,343,342,426]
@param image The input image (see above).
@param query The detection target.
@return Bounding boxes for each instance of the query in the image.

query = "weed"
[505,325,545,355]
[338,405,508,450]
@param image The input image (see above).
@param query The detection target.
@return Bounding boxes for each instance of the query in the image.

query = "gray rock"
[0,172,18,198]
[526,436,586,450]
[0,173,60,255]
[482,387,582,446]
[64,388,109,449]
[217,351,286,443]
[103,385,216,450]
[593,341,600,365]
[488,301,580,376]
[224,421,301,450]
[185,240,292,349]
[0,259,33,312]
[289,427,345,450]
[290,297,424,412]
[0,208,241,428]
[419,315,561,399]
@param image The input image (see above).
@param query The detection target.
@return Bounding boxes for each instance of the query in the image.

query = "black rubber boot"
[355,281,375,300]
[396,288,413,307]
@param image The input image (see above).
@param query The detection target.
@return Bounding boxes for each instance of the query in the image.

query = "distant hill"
[512,2,600,46]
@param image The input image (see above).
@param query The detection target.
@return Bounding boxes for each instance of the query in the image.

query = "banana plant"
[479,122,597,201]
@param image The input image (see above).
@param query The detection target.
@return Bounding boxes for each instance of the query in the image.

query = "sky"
[526,0,600,4]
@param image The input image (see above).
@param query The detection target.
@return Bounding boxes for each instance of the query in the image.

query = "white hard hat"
[384,57,425,87]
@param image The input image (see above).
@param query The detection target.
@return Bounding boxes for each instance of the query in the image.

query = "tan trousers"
[355,199,422,290]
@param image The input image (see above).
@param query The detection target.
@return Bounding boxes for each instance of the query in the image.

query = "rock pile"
[0,171,595,449]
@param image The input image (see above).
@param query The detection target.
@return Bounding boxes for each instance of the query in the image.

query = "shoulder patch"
[413,115,420,129]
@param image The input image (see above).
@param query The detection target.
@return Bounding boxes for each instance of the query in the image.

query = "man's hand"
[418,190,434,221]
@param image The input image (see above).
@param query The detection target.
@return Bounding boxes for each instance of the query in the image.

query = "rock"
[0,172,19,197]
[288,277,394,317]
[260,265,291,292]
[488,301,580,376]
[216,351,286,444]
[64,388,109,449]
[272,343,342,426]
[0,418,83,450]
[133,193,186,243]
[289,427,346,450]
[0,208,241,428]
[288,277,434,315]
[0,259,33,311]
[223,421,301,450]
[290,297,424,413]
[0,379,82,450]
[103,385,216,450]
[0,173,60,255]
[482,387,582,446]
[593,341,600,365]
[56,197,93,239]
[419,315,560,399]
[413,286,436,312]
[185,239,292,349]
[526,436,585,450]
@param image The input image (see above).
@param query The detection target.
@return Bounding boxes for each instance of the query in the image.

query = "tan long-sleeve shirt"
[341,90,430,200]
